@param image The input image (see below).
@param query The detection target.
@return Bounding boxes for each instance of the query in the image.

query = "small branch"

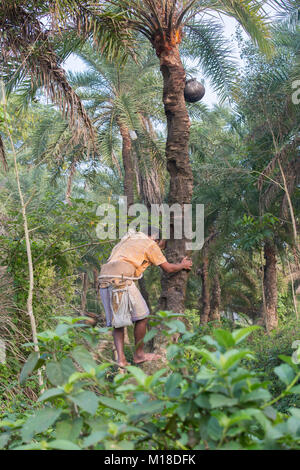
[2,83,43,390]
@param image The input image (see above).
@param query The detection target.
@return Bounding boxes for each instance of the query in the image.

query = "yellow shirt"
[100,236,167,283]
[108,237,166,277]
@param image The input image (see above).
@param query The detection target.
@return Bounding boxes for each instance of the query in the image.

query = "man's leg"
[133,318,161,364]
[113,327,127,367]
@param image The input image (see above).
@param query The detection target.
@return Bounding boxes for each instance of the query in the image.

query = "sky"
[63,4,277,108]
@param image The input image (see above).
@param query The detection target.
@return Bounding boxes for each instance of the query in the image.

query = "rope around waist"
[98,273,143,281]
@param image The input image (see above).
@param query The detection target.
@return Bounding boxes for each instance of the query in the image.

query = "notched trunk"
[118,120,134,209]
[158,45,193,314]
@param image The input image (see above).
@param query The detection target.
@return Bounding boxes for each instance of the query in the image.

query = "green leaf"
[166,345,180,361]
[145,368,167,388]
[209,394,238,408]
[19,352,39,385]
[165,373,182,398]
[143,329,156,343]
[199,349,220,368]
[69,391,99,415]
[166,319,186,334]
[194,394,211,410]
[98,396,131,415]
[289,408,300,419]
[46,358,76,386]
[14,443,45,450]
[232,326,260,345]
[274,364,295,386]
[55,418,82,442]
[21,408,62,442]
[277,355,297,368]
[290,385,300,394]
[214,330,235,349]
[0,432,10,449]
[55,324,71,337]
[221,349,254,370]
[47,439,81,450]
[38,388,64,402]
[68,371,94,384]
[71,346,97,373]
[207,416,223,441]
[126,366,147,386]
[227,411,252,426]
[176,402,192,420]
[129,401,165,419]
[241,389,271,403]
[83,430,108,448]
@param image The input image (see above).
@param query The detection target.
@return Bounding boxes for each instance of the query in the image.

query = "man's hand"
[181,256,193,270]
[160,256,193,274]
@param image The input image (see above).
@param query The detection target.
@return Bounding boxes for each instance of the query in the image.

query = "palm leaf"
[183,20,237,100]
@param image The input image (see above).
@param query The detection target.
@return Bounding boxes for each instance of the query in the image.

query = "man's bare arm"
[160,256,193,274]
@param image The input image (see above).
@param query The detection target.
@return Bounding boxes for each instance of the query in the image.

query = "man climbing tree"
[99,227,192,366]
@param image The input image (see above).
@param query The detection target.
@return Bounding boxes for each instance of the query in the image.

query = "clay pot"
[184,78,205,103]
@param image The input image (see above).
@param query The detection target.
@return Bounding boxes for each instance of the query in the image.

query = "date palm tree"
[1,1,272,314]
[103,0,272,313]
[68,42,166,208]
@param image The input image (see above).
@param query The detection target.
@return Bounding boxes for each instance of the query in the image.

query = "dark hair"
[141,225,161,240]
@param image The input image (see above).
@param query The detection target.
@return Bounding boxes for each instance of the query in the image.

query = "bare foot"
[133,353,161,364]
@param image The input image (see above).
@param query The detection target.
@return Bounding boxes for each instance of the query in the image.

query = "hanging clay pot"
[184,78,205,103]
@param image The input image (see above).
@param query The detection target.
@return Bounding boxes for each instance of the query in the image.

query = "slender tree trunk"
[199,245,210,324]
[81,272,88,314]
[159,44,193,313]
[210,271,221,322]
[263,241,278,331]
[3,94,43,388]
[66,161,76,206]
[118,120,134,209]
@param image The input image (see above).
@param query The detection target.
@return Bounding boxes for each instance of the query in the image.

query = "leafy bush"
[1,313,300,450]
[245,320,300,413]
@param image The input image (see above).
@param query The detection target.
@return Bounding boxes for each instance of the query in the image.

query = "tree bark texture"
[210,271,221,322]
[199,244,210,324]
[66,160,76,206]
[159,44,193,314]
[118,120,134,209]
[263,241,278,331]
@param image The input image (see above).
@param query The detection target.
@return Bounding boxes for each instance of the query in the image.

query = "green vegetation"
[1,315,300,450]
[0,0,299,451]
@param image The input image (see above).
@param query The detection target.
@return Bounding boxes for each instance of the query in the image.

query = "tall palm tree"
[1,1,272,314]
[102,0,272,313]
[68,43,166,208]
[236,14,300,328]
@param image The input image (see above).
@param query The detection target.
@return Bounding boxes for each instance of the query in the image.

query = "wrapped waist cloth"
[99,260,136,288]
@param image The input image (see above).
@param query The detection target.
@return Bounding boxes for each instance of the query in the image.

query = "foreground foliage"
[1,313,300,450]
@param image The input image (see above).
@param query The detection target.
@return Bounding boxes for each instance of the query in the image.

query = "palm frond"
[215,0,273,57]
[183,20,237,100]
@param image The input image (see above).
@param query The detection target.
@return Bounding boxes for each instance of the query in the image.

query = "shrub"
[0,313,300,450]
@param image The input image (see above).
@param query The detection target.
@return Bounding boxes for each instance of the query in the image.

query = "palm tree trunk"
[81,272,88,314]
[263,241,278,331]
[210,271,221,322]
[118,120,134,209]
[66,161,76,206]
[199,246,210,324]
[159,44,193,313]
